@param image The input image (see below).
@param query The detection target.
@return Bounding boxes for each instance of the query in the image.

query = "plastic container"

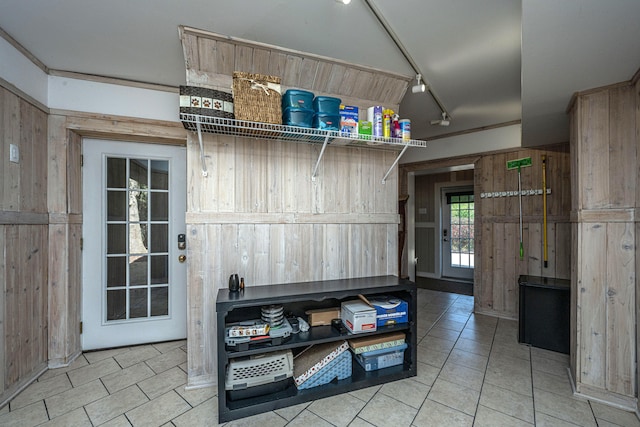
[313,113,341,131]
[283,107,315,128]
[313,96,342,115]
[282,89,315,110]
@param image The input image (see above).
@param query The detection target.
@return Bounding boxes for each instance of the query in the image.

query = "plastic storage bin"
[313,96,342,115]
[354,343,407,371]
[283,107,315,128]
[313,113,341,131]
[282,89,315,110]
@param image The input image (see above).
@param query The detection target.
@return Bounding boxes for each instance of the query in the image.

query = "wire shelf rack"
[180,113,428,182]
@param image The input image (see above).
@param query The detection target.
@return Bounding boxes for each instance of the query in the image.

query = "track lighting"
[411,74,426,93]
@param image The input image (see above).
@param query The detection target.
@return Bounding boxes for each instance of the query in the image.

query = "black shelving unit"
[216,275,417,423]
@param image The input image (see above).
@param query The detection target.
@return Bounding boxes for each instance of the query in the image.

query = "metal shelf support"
[195,118,208,177]
[382,141,411,184]
[311,134,331,181]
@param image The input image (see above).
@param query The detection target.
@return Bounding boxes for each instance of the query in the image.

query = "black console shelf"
[216,275,417,423]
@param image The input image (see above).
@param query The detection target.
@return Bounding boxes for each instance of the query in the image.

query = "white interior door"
[441,187,474,281]
[82,139,187,350]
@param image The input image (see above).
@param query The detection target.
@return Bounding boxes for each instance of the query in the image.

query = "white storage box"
[341,300,377,334]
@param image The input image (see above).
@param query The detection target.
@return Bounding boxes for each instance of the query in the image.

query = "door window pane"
[150,255,168,284]
[107,224,126,254]
[130,288,148,318]
[107,158,126,188]
[150,224,168,253]
[129,255,148,286]
[107,289,126,320]
[130,159,148,188]
[107,257,126,288]
[150,192,168,221]
[151,287,169,316]
[151,160,169,190]
[107,191,127,221]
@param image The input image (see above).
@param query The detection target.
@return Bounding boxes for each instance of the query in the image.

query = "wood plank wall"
[569,80,638,406]
[180,27,406,387]
[0,86,49,406]
[400,143,571,320]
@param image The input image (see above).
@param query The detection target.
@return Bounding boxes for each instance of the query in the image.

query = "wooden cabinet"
[216,275,417,422]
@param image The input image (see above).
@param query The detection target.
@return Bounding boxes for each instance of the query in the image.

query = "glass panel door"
[442,188,475,280]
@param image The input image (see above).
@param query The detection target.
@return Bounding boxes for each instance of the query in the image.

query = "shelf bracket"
[311,134,331,181]
[195,118,208,177]
[382,141,411,184]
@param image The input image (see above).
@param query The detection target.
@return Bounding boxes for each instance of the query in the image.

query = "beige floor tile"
[0,404,8,416]
[114,345,161,369]
[38,407,92,427]
[532,369,573,397]
[479,382,534,423]
[535,411,585,427]
[426,326,461,341]
[224,411,287,427]
[437,319,467,332]
[0,400,49,427]
[419,335,456,353]
[138,366,187,400]
[9,373,71,409]
[101,362,156,394]
[175,384,217,407]
[484,363,533,397]
[535,389,597,427]
[98,415,133,427]
[531,353,571,377]
[465,313,498,329]
[358,393,417,427]
[38,355,89,381]
[84,384,149,425]
[474,404,533,427]
[414,361,440,386]
[413,398,473,427]
[347,417,375,426]
[348,384,381,402]
[307,392,366,427]
[125,390,190,427]
[454,337,491,357]
[145,347,187,374]
[153,340,187,354]
[45,379,108,419]
[84,347,130,364]
[428,378,480,416]
[459,327,494,344]
[439,312,470,324]
[530,347,570,363]
[488,351,531,371]
[439,360,485,391]
[446,348,488,372]
[171,396,218,427]
[596,419,629,427]
[490,341,531,361]
[416,345,449,368]
[67,357,122,387]
[287,409,333,427]
[274,401,310,421]
[590,401,640,427]
[379,378,430,409]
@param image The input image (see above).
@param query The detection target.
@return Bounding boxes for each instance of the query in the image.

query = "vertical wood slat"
[608,86,636,208]
[3,91,20,211]
[605,222,635,395]
[581,91,610,209]
[0,226,4,392]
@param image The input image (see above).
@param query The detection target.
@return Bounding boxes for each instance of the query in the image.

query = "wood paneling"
[570,81,638,405]
[0,86,49,406]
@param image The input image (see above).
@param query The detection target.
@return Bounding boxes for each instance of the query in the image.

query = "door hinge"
[80,321,83,334]
[80,238,83,250]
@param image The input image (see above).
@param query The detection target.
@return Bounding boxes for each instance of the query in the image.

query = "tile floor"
[2,288,640,426]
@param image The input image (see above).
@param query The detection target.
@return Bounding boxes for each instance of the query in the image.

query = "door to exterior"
[82,139,187,350]
[441,187,474,281]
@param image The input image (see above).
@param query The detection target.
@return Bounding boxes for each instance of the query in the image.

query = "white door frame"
[82,138,187,350]
[439,183,474,281]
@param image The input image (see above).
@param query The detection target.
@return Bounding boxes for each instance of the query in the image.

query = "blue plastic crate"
[355,343,407,371]
[296,350,352,390]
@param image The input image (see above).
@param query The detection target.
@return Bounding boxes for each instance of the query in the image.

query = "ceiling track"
[363,0,451,119]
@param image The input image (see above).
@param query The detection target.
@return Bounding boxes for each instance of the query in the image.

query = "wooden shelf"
[180,113,427,182]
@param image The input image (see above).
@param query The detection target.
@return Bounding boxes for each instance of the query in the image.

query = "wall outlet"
[9,144,19,163]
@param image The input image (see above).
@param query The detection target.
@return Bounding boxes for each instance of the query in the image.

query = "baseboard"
[0,362,48,409]
[48,350,82,369]
[568,368,638,412]
[473,307,517,321]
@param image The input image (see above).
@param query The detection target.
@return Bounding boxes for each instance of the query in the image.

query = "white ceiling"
[1,0,639,147]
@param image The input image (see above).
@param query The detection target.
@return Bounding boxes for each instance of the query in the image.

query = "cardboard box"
[348,332,406,354]
[368,296,409,327]
[341,300,377,334]
[306,307,340,326]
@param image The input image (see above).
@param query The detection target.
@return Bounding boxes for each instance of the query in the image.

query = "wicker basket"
[232,72,282,124]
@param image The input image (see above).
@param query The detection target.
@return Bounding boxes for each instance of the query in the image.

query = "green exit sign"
[506,157,532,170]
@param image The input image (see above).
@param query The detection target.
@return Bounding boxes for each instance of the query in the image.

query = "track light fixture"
[411,74,426,93]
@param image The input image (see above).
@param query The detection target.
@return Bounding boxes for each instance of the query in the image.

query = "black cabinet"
[216,276,417,423]
[518,275,570,354]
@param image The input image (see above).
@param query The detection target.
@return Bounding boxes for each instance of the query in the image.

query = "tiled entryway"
[1,288,639,426]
